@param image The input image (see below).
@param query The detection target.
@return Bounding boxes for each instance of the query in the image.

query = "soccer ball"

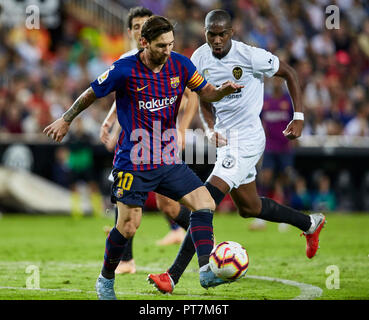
[209,241,249,281]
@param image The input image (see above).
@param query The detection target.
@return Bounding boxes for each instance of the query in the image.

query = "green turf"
[0,212,368,300]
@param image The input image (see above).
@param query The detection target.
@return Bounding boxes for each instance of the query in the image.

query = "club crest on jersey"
[222,155,236,169]
[232,66,243,80]
[116,188,123,198]
[97,65,115,84]
[170,76,180,88]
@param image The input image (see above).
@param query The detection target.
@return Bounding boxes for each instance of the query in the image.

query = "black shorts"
[111,163,203,207]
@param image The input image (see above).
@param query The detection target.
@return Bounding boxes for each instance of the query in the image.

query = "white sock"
[306,216,316,234]
[199,264,209,272]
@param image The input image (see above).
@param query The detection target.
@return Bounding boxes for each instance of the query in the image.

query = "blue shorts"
[111,163,204,207]
[262,151,294,172]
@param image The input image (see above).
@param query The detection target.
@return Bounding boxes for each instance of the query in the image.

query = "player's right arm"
[44,60,126,143]
[43,87,97,142]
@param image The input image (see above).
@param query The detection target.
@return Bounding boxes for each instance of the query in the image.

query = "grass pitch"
[0,212,368,300]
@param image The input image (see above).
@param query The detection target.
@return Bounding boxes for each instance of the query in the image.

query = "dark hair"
[205,9,232,29]
[140,15,174,42]
[127,6,153,29]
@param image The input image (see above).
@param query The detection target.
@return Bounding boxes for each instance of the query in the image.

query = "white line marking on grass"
[0,262,323,300]
[0,286,204,298]
[247,275,323,300]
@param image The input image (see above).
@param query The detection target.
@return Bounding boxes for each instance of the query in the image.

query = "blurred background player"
[67,117,104,218]
[99,6,198,274]
[148,9,326,294]
[250,76,296,231]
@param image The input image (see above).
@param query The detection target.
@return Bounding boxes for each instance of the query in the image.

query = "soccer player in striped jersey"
[147,9,327,294]
[100,6,191,276]
[44,15,243,300]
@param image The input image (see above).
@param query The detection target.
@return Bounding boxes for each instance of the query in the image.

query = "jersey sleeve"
[250,47,279,78]
[90,61,126,98]
[181,55,207,92]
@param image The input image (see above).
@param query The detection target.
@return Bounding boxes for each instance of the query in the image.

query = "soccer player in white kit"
[148,9,327,293]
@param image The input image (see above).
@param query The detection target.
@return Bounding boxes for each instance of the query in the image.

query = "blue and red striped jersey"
[91,50,207,171]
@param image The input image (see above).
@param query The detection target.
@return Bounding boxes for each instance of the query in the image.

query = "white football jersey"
[191,40,279,155]
[120,47,138,59]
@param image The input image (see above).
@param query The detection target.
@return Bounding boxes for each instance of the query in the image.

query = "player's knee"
[193,196,216,211]
[121,220,138,238]
[205,197,216,211]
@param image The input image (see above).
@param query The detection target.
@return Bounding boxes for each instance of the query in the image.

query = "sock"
[101,227,128,279]
[173,205,191,230]
[189,209,214,267]
[121,237,133,261]
[204,182,226,206]
[258,197,311,232]
[167,185,224,283]
[168,229,196,284]
[167,217,180,230]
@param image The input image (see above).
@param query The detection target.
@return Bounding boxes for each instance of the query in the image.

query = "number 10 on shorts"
[116,172,134,197]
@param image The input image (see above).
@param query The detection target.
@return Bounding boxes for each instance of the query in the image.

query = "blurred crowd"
[0,0,368,139]
[0,0,369,212]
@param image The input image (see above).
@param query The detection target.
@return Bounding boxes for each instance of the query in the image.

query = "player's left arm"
[274,60,304,140]
[197,81,243,103]
[177,88,199,149]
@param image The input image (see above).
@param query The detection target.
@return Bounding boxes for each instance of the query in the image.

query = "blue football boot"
[95,274,117,300]
[199,264,233,289]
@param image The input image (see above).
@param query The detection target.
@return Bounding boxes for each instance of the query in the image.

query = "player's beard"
[212,47,227,59]
[152,54,169,65]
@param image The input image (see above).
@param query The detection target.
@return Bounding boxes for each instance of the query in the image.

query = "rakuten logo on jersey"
[138,96,178,112]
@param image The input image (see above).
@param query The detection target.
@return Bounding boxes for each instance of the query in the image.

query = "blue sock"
[189,209,214,267]
[101,227,128,279]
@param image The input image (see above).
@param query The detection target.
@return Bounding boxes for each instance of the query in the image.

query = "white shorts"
[207,146,263,190]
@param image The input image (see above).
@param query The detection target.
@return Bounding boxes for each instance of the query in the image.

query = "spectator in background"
[258,77,295,200]
[312,174,336,212]
[0,0,368,143]
[251,77,296,230]
[290,175,312,211]
[358,18,369,58]
[52,146,70,189]
[344,101,369,136]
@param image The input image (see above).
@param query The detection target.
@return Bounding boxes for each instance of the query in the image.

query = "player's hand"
[43,117,70,142]
[206,129,227,147]
[219,80,244,96]
[283,119,304,140]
